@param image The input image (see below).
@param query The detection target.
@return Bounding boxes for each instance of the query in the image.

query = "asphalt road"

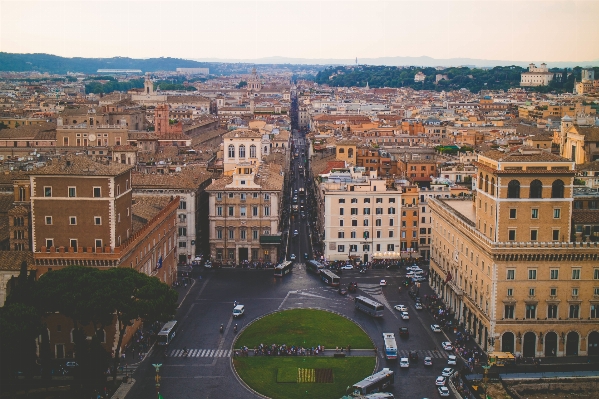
[126,131,458,399]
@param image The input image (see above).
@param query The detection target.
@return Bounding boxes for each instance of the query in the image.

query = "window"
[572,269,581,280]
[509,209,517,218]
[46,238,54,248]
[228,229,234,239]
[529,288,535,296]
[529,180,543,198]
[338,198,345,204]
[550,288,557,296]
[45,216,52,225]
[68,187,76,197]
[93,187,101,197]
[508,229,516,241]
[351,208,358,215]
[552,229,560,241]
[528,269,537,280]
[363,244,370,251]
[228,144,235,158]
[548,305,558,318]
[240,230,246,240]
[351,231,356,238]
[387,244,394,251]
[507,269,515,280]
[504,305,514,319]
[250,145,256,158]
[389,198,395,203]
[553,208,561,219]
[94,216,101,225]
[376,244,381,251]
[95,239,102,248]
[363,219,369,226]
[44,186,52,197]
[376,208,383,214]
[364,198,370,203]
[376,231,381,238]
[264,206,270,216]
[530,230,538,241]
[572,288,579,296]
[339,208,344,216]
[253,230,258,240]
[69,239,77,249]
[228,193,234,198]
[390,219,394,226]
[594,269,599,280]
[363,208,370,215]
[216,229,222,239]
[337,245,345,252]
[253,192,258,199]
[338,232,344,238]
[507,180,520,198]
[551,179,564,198]
[69,216,77,225]
[340,220,344,227]
[389,230,394,238]
[376,198,383,203]
[525,304,536,319]
[178,227,187,236]
[351,198,358,203]
[179,241,187,248]
[507,288,513,296]
[228,206,234,216]
[569,304,580,318]
[217,192,222,200]
[217,206,223,216]
[376,219,382,226]
[352,220,357,226]
[240,206,246,217]
[178,201,187,210]
[388,207,396,214]
[550,269,559,280]
[252,206,258,217]
[239,144,246,158]
[531,209,539,219]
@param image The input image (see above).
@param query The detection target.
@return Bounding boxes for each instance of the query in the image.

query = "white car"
[406,271,423,277]
[438,386,450,397]
[400,311,410,320]
[406,266,423,272]
[447,355,457,365]
[430,324,442,333]
[399,357,410,368]
[290,254,296,260]
[340,265,354,270]
[380,279,387,286]
[442,341,453,351]
[414,302,423,310]
[204,261,212,268]
[441,367,455,377]
[394,304,408,312]
[435,376,447,386]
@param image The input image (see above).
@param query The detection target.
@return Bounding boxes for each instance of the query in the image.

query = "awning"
[260,234,283,244]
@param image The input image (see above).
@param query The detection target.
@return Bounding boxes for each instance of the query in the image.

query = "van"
[233,305,245,318]
[399,357,409,368]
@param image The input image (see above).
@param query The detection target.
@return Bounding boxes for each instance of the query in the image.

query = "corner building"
[430,147,599,358]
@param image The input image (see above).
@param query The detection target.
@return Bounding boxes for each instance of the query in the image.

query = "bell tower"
[144,72,154,96]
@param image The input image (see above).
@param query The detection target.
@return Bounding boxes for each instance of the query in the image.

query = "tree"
[236,80,247,88]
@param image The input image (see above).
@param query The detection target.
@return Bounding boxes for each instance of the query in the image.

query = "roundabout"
[232,308,377,399]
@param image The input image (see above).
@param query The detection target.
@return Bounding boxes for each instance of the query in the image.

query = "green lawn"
[234,356,375,399]
[235,308,373,349]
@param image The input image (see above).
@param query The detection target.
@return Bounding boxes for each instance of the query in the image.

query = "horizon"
[1,0,598,63]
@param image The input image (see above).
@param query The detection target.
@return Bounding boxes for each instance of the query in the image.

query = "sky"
[1,0,598,62]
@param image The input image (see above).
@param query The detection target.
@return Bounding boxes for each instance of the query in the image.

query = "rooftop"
[32,154,133,176]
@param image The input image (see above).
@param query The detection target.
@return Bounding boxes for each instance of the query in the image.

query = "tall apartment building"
[430,147,599,357]
[318,170,402,263]
[207,162,284,264]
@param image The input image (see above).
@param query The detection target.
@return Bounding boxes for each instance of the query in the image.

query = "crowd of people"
[234,343,326,357]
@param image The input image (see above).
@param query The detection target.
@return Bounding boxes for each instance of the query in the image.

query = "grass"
[277,367,298,383]
[234,357,375,399]
[235,308,373,349]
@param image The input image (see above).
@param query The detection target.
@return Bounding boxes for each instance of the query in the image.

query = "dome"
[561,115,573,122]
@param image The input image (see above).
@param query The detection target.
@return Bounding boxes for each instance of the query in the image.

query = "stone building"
[429,147,599,357]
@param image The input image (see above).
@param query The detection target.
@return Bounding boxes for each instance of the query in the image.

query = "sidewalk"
[231,348,377,357]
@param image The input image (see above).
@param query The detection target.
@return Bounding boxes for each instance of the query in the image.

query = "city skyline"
[1,0,599,63]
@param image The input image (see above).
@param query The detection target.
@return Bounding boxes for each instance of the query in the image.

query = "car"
[233,304,245,318]
[301,211,306,219]
[435,376,447,386]
[399,357,410,368]
[290,254,296,260]
[204,261,212,268]
[304,253,309,260]
[398,327,409,338]
[415,302,423,310]
[400,311,410,320]
[394,304,408,312]
[409,351,419,362]
[413,276,427,282]
[340,264,354,270]
[431,324,442,333]
[406,271,423,277]
[423,356,433,366]
[406,266,422,272]
[442,342,453,351]
[447,355,457,365]
[380,279,387,286]
[293,230,299,237]
[65,361,79,368]
[338,287,348,295]
[438,386,450,397]
[441,368,455,377]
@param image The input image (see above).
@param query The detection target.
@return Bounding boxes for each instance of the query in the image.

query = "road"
[126,130,458,399]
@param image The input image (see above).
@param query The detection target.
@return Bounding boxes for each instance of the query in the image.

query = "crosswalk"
[168,349,232,358]
[396,349,448,359]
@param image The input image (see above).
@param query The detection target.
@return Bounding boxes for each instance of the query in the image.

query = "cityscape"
[0,1,599,399]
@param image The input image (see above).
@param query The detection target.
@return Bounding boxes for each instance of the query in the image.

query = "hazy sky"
[1,0,598,62]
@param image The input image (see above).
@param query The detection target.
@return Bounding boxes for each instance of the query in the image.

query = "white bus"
[157,320,178,346]
[320,269,340,287]
[383,333,398,360]
[352,368,394,396]
[355,296,384,317]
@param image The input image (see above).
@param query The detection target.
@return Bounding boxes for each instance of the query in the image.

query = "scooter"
[234,324,238,333]
[220,324,224,333]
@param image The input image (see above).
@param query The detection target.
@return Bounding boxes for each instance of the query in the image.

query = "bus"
[383,333,398,360]
[157,320,178,346]
[320,269,340,287]
[274,261,293,277]
[355,296,385,317]
[488,351,515,367]
[352,368,394,396]
[306,260,324,275]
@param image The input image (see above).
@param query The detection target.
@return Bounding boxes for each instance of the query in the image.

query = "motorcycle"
[220,324,224,333]
[234,324,238,333]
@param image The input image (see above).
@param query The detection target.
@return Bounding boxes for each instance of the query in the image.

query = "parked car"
[435,376,447,386]
[423,356,433,366]
[441,341,453,351]
[394,304,407,312]
[438,386,450,397]
[430,324,442,333]
[447,355,457,365]
[441,368,455,377]
[399,327,409,338]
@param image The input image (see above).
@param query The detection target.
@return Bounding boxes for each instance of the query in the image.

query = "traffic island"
[232,308,375,399]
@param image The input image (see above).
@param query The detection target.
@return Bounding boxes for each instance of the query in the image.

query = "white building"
[520,63,554,87]
[414,72,426,83]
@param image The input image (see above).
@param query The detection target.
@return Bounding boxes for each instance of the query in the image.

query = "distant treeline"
[84,79,144,94]
[313,65,599,93]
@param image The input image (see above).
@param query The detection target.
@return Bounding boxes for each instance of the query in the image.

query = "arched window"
[552,180,564,198]
[228,144,235,158]
[478,173,483,189]
[484,175,489,193]
[529,180,543,198]
[491,178,495,195]
[507,180,520,198]
[96,329,106,343]
[239,144,246,158]
[264,146,268,154]
[250,145,256,158]
[338,148,345,154]
[348,148,354,158]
